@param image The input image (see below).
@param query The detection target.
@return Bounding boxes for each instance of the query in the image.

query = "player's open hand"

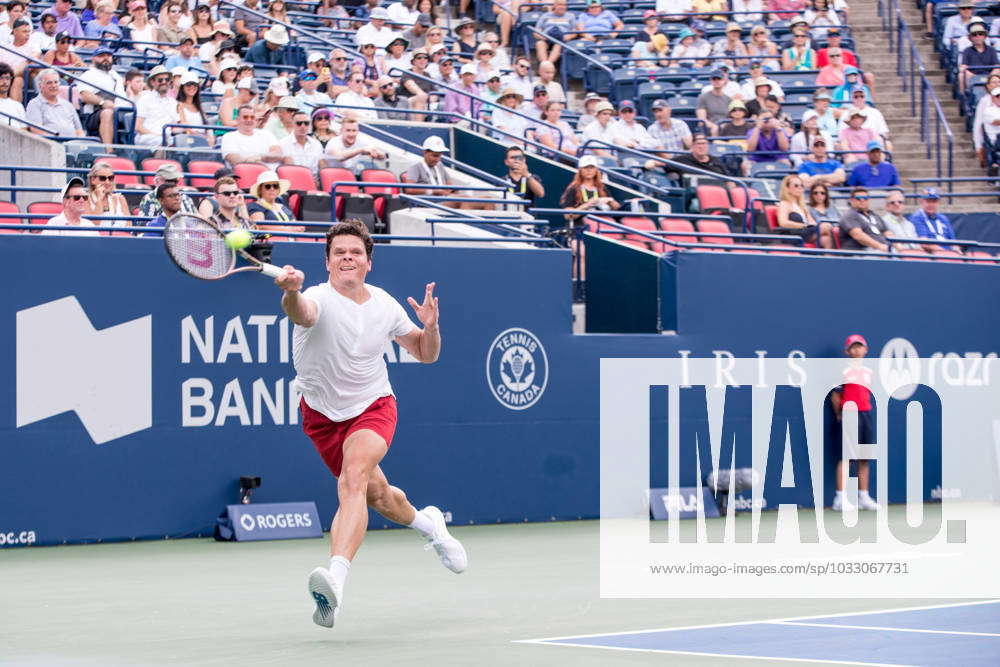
[407,282,439,329]
[275,265,304,292]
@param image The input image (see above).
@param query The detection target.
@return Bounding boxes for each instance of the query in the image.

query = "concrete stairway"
[849,1,1000,212]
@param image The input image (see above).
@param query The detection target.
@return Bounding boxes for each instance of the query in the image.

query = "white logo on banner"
[16,296,152,444]
[879,337,920,399]
[240,514,256,531]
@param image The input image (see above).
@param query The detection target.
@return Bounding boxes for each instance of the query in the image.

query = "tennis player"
[275,219,467,629]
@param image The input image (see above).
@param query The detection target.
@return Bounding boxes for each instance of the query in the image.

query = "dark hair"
[176,80,204,113]
[125,68,144,83]
[325,219,373,259]
[0,62,13,81]
[213,167,235,179]
[851,186,868,198]
[504,145,525,159]
[156,183,177,200]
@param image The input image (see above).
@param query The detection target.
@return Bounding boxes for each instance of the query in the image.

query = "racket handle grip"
[260,263,285,279]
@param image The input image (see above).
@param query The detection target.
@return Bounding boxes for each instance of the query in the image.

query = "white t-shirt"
[334,90,377,121]
[293,282,416,421]
[220,128,280,164]
[279,133,324,173]
[78,67,128,113]
[41,213,98,236]
[0,96,25,129]
[136,91,179,138]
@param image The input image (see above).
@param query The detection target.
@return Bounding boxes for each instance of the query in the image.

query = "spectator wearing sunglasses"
[43,178,98,236]
[326,49,352,98]
[296,69,333,107]
[334,74,378,121]
[374,76,411,121]
[84,161,129,225]
[280,111,326,175]
[839,186,892,253]
[846,141,899,188]
[134,66,180,148]
[201,176,252,230]
[880,188,919,250]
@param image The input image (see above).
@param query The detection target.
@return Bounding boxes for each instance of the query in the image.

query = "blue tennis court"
[523,600,1000,665]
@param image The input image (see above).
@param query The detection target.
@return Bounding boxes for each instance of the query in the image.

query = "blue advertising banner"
[3,236,1000,546]
[225,502,322,541]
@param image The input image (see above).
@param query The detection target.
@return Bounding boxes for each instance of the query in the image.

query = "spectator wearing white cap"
[581,101,618,158]
[444,64,481,118]
[324,117,385,170]
[266,97,301,141]
[789,110,833,166]
[244,25,291,66]
[559,154,620,225]
[406,135,486,210]
[480,71,504,112]
[356,7,397,49]
[739,62,785,99]
[43,178,98,236]
[373,76,411,120]
[279,110,325,175]
[212,57,240,95]
[220,103,283,167]
[135,66,180,147]
[811,90,839,139]
[335,72,378,121]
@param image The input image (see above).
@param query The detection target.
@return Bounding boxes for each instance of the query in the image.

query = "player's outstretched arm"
[277,265,318,328]
[398,282,440,363]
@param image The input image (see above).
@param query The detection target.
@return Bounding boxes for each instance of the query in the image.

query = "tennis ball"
[225,229,253,250]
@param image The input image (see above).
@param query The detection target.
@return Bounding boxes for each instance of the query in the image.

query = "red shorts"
[300,395,398,477]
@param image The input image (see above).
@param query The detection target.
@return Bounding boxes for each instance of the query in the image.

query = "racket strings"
[164,215,234,280]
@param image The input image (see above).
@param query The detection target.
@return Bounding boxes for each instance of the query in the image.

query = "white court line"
[776,621,1000,638]
[516,642,916,667]
[514,598,1000,643]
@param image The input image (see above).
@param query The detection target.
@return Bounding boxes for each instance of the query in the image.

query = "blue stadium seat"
[614,68,646,102]
[594,39,635,56]
[564,40,597,80]
[638,81,674,118]
[665,95,697,119]
[584,53,622,95]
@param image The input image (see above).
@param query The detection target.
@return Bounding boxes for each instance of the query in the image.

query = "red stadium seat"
[278,165,318,192]
[660,218,697,250]
[728,187,762,211]
[359,169,400,220]
[696,185,730,215]
[0,200,22,232]
[764,205,778,230]
[966,251,998,265]
[141,159,184,186]
[99,156,140,185]
[188,161,226,190]
[898,249,932,261]
[620,216,660,251]
[320,168,360,219]
[27,201,63,232]
[695,220,735,246]
[233,163,268,190]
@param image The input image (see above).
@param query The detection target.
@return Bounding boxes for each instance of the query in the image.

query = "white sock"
[835,490,843,499]
[408,509,435,539]
[859,490,872,500]
[328,555,350,591]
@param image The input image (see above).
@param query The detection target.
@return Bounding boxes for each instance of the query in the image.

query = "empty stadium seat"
[696,220,736,246]
[360,169,401,220]
[188,160,226,190]
[0,200,21,232]
[619,216,661,251]
[141,159,184,186]
[320,168,360,219]
[277,165,319,192]
[234,163,268,190]
[696,185,731,216]
[660,219,697,249]
[100,157,140,185]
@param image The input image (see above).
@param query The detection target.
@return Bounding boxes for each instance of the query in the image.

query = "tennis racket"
[163,213,284,281]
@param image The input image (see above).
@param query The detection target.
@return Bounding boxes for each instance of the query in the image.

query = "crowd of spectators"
[0,0,974,257]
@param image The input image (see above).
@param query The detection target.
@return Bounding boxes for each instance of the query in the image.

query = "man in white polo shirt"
[135,66,179,147]
[220,103,283,167]
[280,110,325,175]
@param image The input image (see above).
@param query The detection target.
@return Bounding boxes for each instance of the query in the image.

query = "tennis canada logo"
[486,328,548,410]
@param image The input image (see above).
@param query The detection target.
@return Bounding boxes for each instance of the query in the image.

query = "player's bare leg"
[309,430,468,629]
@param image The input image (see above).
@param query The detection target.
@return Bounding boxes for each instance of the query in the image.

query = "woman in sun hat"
[248,170,304,238]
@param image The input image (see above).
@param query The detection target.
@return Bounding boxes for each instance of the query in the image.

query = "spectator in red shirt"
[830,334,880,512]
[816,29,876,93]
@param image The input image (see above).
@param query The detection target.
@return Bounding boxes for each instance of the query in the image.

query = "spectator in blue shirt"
[847,141,900,188]
[164,37,203,71]
[798,135,845,189]
[831,68,870,107]
[576,0,624,41]
[909,187,956,253]
[142,183,182,237]
[244,25,291,66]
[84,2,122,42]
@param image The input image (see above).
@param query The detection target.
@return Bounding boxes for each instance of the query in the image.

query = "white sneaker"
[832,494,856,512]
[308,567,342,629]
[858,494,880,511]
[421,505,468,574]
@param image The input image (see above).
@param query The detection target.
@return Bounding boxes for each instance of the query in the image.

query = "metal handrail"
[525,25,614,98]
[878,0,953,197]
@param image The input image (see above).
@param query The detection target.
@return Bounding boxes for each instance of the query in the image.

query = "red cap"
[844,334,867,349]
[643,9,657,19]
